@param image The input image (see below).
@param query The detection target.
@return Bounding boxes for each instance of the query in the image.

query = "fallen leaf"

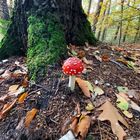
[0,99,17,119]
[9,86,25,97]
[76,115,91,140]
[117,86,128,93]
[127,61,135,69]
[123,111,133,118]
[76,78,92,97]
[77,50,86,58]
[116,94,129,111]
[101,54,110,62]
[8,85,19,92]
[93,86,104,96]
[116,59,128,66]
[22,76,29,87]
[25,108,38,127]
[85,103,94,111]
[98,101,128,140]
[18,92,28,104]
[82,57,93,65]
[70,117,78,133]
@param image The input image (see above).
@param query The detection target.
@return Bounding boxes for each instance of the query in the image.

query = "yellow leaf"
[25,108,38,127]
[85,103,94,111]
[18,92,28,104]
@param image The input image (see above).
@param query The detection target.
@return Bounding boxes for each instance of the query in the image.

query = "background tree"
[92,0,103,32]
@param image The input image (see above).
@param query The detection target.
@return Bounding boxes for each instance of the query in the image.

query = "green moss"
[27,13,66,81]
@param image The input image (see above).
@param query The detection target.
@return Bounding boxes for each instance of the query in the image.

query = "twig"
[50,118,59,124]
[54,75,62,95]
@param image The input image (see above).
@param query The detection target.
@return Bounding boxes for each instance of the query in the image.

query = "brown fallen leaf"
[22,76,29,88]
[25,108,38,127]
[18,92,28,104]
[98,101,129,140]
[0,99,17,119]
[76,115,91,140]
[70,117,79,133]
[76,78,92,97]
[101,54,110,62]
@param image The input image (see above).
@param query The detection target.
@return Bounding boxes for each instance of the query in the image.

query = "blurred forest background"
[0,0,140,46]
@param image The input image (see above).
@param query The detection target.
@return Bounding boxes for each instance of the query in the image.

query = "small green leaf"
[117,86,128,93]
[116,94,129,111]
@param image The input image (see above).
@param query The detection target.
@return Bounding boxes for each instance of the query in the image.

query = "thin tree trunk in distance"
[0,0,9,19]
[92,0,103,33]
[101,0,111,41]
[118,0,124,46]
[87,0,92,15]
[113,25,120,41]
[134,15,140,43]
[122,21,130,42]
[96,0,108,40]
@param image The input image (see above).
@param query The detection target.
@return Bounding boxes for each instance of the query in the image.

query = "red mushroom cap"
[62,57,84,75]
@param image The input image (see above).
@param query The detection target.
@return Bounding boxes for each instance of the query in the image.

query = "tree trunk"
[92,0,103,33]
[96,0,108,40]
[87,0,92,15]
[122,21,130,42]
[113,25,120,41]
[0,0,9,19]
[0,0,96,80]
[134,15,140,43]
[101,0,111,41]
[118,0,124,46]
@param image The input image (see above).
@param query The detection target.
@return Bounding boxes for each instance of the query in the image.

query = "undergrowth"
[27,13,66,81]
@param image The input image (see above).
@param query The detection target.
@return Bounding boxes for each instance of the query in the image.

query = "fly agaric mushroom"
[62,57,84,91]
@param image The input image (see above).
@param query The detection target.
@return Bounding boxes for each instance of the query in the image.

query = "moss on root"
[27,13,66,81]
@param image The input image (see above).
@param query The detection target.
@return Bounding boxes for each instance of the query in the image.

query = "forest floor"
[0,43,140,140]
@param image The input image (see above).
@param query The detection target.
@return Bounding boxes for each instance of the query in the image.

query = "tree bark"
[0,0,9,19]
[0,0,96,58]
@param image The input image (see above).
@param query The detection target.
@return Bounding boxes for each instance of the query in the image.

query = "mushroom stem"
[68,75,76,91]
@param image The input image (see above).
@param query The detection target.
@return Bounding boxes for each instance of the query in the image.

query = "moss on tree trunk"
[27,13,66,80]
[0,0,96,80]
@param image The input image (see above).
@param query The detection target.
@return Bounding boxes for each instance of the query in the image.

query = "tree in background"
[84,0,140,44]
[92,0,103,32]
